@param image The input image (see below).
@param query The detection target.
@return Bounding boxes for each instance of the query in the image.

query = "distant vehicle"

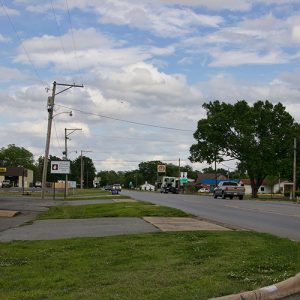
[160,176,179,194]
[35,181,42,188]
[2,180,12,188]
[213,181,245,200]
[160,186,179,194]
[112,184,121,192]
[104,185,112,191]
[198,188,210,193]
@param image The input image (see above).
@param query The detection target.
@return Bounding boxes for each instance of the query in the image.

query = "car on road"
[160,186,179,194]
[112,184,121,192]
[104,185,112,191]
[214,181,245,200]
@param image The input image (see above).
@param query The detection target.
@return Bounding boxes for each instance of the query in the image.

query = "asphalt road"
[123,190,300,241]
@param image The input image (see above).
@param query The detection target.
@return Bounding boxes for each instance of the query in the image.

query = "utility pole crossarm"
[41,81,84,200]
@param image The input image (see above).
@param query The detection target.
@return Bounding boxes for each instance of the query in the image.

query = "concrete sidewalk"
[0,217,160,241]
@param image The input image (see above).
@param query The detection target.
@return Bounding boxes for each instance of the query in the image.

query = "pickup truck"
[213,181,245,200]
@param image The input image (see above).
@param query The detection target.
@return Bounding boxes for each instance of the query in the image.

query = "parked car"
[2,180,12,188]
[198,188,210,193]
[35,181,42,188]
[213,181,245,200]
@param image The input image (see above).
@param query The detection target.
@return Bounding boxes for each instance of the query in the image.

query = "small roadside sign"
[157,165,166,173]
[51,161,71,174]
[180,178,188,184]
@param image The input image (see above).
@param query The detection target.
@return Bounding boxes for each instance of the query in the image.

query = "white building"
[240,179,292,194]
[140,182,155,191]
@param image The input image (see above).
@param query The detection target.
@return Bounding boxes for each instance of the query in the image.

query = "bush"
[284,190,300,197]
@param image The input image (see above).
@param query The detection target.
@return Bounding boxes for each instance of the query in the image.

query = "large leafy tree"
[190,100,299,197]
[0,144,35,169]
[71,156,96,188]
[138,160,163,184]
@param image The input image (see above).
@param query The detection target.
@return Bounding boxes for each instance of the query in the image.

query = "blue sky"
[1,0,300,172]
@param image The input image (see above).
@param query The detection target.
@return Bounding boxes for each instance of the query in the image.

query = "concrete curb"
[0,210,20,217]
[211,273,300,300]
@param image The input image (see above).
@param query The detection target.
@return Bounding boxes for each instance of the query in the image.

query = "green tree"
[190,100,299,198]
[71,156,96,188]
[96,170,122,186]
[0,144,35,169]
[138,161,163,184]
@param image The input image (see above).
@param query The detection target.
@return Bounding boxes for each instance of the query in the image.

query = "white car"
[198,188,210,193]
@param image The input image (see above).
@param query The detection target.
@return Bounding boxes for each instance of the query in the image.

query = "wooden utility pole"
[41,81,56,199]
[41,82,83,199]
[178,158,181,192]
[293,137,297,199]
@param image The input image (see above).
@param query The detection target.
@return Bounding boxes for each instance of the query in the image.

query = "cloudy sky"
[1,0,300,172]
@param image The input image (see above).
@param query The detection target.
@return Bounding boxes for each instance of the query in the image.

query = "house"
[140,182,155,191]
[240,179,292,194]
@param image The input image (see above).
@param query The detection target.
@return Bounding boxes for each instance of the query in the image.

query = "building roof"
[196,173,227,183]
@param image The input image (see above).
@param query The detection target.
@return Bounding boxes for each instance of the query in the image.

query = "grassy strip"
[37,201,190,219]
[63,195,131,201]
[0,231,299,299]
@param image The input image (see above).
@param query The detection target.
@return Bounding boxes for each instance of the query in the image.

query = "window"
[260,186,265,192]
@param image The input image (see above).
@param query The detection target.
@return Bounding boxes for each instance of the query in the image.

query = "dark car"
[104,185,112,191]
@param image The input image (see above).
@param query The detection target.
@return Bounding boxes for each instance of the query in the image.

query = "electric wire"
[0,1,47,86]
[64,0,82,82]
[53,119,63,155]
[57,104,194,132]
[50,0,74,81]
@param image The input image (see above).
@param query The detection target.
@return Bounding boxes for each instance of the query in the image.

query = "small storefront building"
[0,167,33,188]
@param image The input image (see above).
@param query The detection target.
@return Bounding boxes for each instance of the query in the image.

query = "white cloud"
[14,28,175,71]
[0,66,28,80]
[0,5,20,16]
[94,1,223,37]
[183,13,300,66]
[160,0,252,11]
[209,50,289,67]
[292,25,300,43]
[0,33,9,43]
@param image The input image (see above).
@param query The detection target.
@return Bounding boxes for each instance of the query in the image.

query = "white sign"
[180,172,187,178]
[51,161,71,174]
[157,165,166,173]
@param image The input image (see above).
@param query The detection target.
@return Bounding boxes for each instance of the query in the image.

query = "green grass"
[63,195,131,201]
[37,201,190,219]
[0,231,300,299]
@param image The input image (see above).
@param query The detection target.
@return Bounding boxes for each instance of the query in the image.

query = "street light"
[80,150,92,189]
[64,128,82,199]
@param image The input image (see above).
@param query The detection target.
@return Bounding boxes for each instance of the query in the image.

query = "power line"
[50,0,74,79]
[53,119,63,154]
[57,104,194,132]
[64,0,81,79]
[0,1,47,86]
[90,133,193,144]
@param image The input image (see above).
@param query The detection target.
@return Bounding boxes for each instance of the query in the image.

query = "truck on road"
[213,181,245,200]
